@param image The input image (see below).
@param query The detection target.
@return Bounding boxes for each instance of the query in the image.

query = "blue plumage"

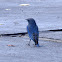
[26,18,39,47]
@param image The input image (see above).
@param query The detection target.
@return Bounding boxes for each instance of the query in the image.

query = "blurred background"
[0,0,62,34]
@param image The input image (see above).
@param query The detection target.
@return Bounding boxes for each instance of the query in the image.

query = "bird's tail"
[35,40,40,47]
[36,43,40,47]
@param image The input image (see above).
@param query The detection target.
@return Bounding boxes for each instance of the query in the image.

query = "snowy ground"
[0,0,62,62]
[0,35,62,62]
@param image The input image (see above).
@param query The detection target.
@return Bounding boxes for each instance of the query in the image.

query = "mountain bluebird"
[26,18,39,47]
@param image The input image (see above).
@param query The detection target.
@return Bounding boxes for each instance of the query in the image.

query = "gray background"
[0,0,62,34]
[0,0,62,62]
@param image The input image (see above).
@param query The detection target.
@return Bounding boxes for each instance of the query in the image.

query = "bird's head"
[26,18,36,25]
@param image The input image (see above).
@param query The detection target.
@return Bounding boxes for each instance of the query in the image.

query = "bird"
[26,18,39,47]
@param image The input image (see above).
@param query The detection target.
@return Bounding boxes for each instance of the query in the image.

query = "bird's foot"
[35,44,40,47]
[28,44,30,46]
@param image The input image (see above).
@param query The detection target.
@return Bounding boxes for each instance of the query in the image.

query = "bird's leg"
[28,39,31,46]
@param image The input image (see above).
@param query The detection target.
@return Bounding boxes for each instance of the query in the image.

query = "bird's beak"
[25,19,28,20]
[25,19,29,22]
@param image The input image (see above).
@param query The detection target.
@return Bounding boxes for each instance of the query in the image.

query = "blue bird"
[26,18,39,47]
